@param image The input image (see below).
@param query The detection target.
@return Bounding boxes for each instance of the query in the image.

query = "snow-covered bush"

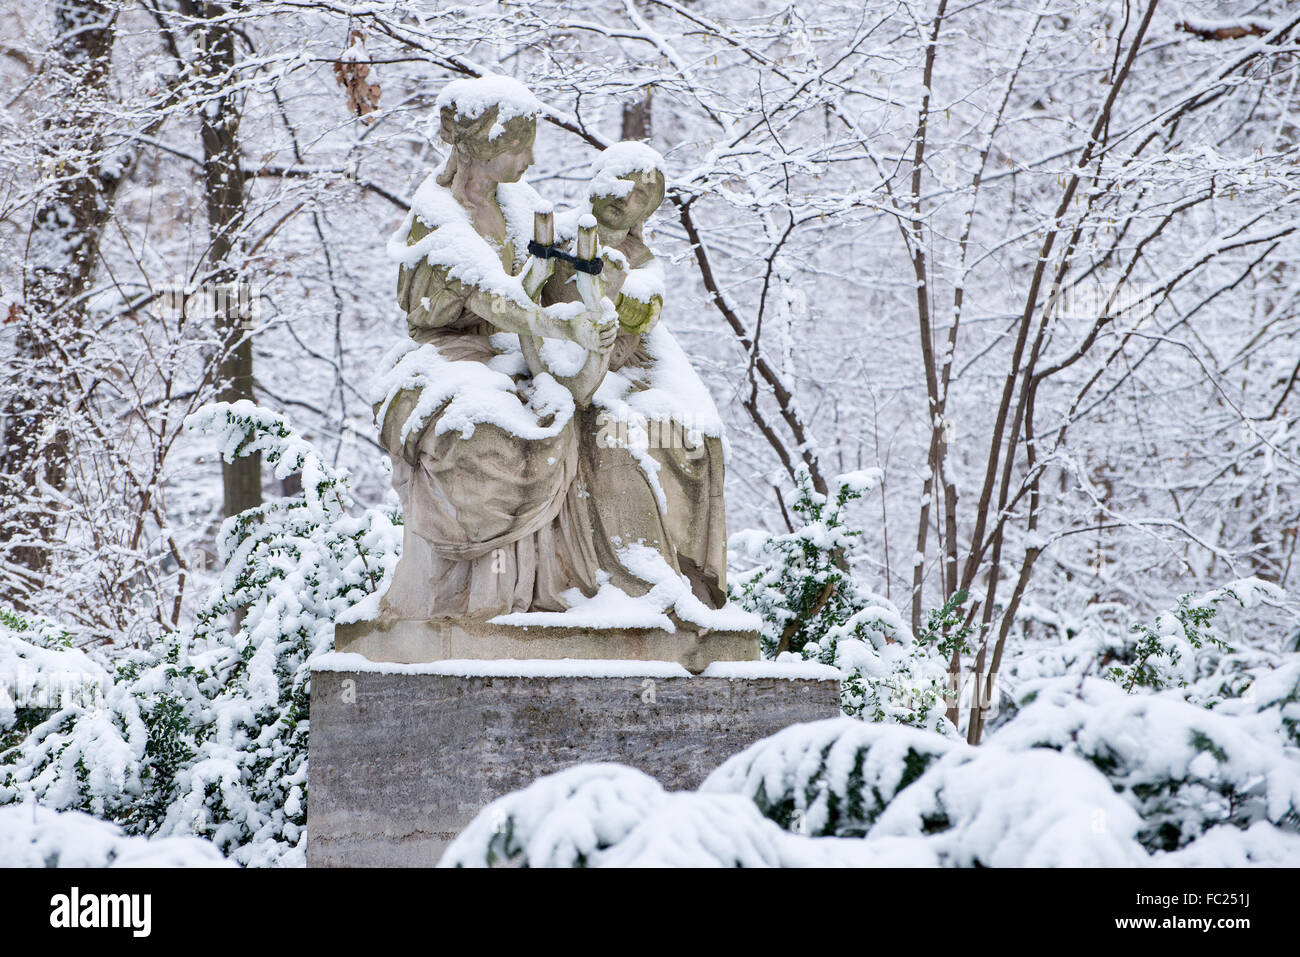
[993,677,1300,851]
[0,402,401,866]
[988,579,1296,735]
[731,467,952,733]
[1209,656,1300,749]
[448,689,1300,867]
[704,717,1146,865]
[1146,582,1300,754]
[976,578,1300,852]
[700,717,960,837]
[866,746,1146,867]
[446,721,1152,867]
[1101,579,1283,693]
[0,804,230,867]
[0,607,107,755]
[1154,821,1300,868]
[439,762,935,867]
[999,579,1285,692]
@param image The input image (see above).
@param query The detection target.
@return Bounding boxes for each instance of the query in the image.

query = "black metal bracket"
[528,240,604,276]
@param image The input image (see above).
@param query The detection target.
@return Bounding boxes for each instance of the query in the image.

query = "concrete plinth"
[306,655,841,867]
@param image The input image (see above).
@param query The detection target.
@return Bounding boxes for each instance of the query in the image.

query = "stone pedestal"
[334,617,760,675]
[306,655,841,867]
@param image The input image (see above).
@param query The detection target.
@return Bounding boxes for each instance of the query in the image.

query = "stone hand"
[570,313,616,352]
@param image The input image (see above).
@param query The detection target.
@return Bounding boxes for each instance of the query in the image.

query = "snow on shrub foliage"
[993,677,1300,851]
[730,467,953,734]
[868,746,1147,866]
[989,578,1291,720]
[445,723,1151,867]
[450,709,1300,867]
[703,719,1147,866]
[0,804,232,867]
[978,578,1300,852]
[711,583,1300,864]
[700,717,960,836]
[0,402,401,866]
[439,762,937,867]
[1154,821,1300,867]
[449,591,1300,867]
[0,607,108,755]
[1101,578,1284,693]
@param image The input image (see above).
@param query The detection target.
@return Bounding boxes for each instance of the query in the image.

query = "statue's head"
[588,143,667,235]
[435,76,540,186]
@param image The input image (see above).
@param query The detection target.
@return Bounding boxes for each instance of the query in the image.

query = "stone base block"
[306,657,841,867]
[335,616,759,674]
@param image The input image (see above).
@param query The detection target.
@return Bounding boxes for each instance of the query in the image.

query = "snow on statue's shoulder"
[619,257,666,305]
[386,174,533,307]
[497,180,548,260]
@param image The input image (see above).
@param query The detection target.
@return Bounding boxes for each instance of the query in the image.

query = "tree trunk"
[191,0,261,519]
[621,89,651,141]
[0,0,119,600]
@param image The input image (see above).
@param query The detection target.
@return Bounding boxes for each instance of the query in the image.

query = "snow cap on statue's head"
[436,75,541,143]
[588,141,666,202]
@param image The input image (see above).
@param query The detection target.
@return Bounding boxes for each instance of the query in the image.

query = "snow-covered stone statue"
[337,75,758,671]
[312,78,842,867]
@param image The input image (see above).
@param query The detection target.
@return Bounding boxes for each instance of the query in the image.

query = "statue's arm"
[376,389,426,464]
[400,257,599,348]
[463,286,577,341]
[465,285,614,352]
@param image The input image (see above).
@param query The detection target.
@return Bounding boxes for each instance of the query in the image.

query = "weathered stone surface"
[334,617,759,674]
[306,666,841,867]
